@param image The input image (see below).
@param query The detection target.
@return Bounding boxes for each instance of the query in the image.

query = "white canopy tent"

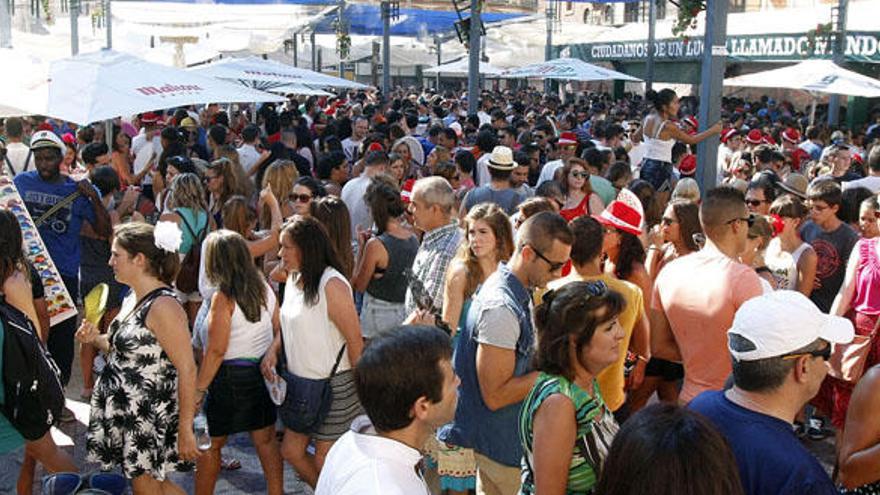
[502,57,641,82]
[189,56,368,91]
[424,58,504,77]
[723,59,880,98]
[0,49,284,124]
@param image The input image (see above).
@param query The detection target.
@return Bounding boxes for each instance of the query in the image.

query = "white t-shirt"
[223,283,276,360]
[843,175,880,194]
[280,268,352,379]
[536,159,564,187]
[316,416,430,495]
[475,153,492,187]
[342,137,363,163]
[341,174,373,243]
[5,142,32,176]
[237,143,261,176]
[131,132,161,186]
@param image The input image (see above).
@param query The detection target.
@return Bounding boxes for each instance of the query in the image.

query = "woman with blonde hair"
[216,144,254,198]
[671,177,701,203]
[261,160,299,221]
[159,173,211,322]
[194,230,283,495]
[76,222,200,494]
[432,203,514,494]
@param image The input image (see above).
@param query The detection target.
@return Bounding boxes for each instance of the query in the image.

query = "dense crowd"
[1,85,880,495]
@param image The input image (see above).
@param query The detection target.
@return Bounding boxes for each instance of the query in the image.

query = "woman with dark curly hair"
[519,280,625,494]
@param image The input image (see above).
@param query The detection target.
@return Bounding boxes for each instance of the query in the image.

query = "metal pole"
[293,36,298,67]
[828,0,848,127]
[544,0,553,94]
[105,0,112,48]
[466,0,480,115]
[104,0,114,152]
[0,0,12,48]
[70,0,79,55]
[311,30,317,71]
[645,0,656,92]
[382,1,391,97]
[337,0,345,78]
[695,0,728,191]
[435,36,441,90]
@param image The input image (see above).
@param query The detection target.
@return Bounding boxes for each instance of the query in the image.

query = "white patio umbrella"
[723,59,880,98]
[0,49,285,124]
[266,84,332,96]
[424,58,505,77]
[502,57,641,82]
[189,56,368,91]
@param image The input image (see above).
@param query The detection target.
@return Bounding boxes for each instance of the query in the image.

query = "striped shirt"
[519,373,613,494]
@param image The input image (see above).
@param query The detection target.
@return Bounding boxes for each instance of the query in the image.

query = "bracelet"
[636,355,650,363]
[196,388,208,396]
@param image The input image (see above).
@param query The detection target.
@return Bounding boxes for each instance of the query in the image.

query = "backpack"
[175,210,206,294]
[0,296,64,440]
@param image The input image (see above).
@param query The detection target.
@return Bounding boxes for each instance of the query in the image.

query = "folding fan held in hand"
[83,283,109,326]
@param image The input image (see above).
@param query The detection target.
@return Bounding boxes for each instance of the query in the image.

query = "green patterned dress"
[519,372,619,494]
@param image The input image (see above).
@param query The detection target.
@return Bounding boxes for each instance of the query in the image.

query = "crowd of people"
[0,84,880,495]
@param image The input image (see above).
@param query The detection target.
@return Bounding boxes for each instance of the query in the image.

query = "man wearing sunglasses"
[651,186,765,404]
[691,290,853,495]
[441,212,572,495]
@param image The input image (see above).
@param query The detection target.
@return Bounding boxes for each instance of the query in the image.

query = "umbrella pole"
[810,97,817,126]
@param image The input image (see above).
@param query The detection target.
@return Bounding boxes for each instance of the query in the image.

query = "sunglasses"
[291,193,313,203]
[571,171,589,179]
[745,199,768,207]
[781,345,832,361]
[528,244,567,272]
[726,214,756,228]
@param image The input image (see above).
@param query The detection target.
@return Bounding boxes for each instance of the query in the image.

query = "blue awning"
[315,4,527,36]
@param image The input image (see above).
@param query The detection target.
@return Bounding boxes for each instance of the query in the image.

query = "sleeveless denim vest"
[439,263,534,467]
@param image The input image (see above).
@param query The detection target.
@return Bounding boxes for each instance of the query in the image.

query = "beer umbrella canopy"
[0,49,284,124]
[502,57,642,82]
[189,56,369,91]
[723,59,880,98]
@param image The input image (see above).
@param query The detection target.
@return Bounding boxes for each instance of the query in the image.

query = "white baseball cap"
[728,290,853,361]
[29,130,66,154]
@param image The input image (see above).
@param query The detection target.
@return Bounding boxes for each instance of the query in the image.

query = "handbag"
[828,315,880,384]
[276,337,346,434]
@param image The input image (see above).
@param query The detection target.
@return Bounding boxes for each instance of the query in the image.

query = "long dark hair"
[534,281,624,381]
[365,175,405,235]
[670,200,702,254]
[0,209,25,284]
[614,230,646,281]
[595,403,744,495]
[204,230,268,323]
[282,216,346,306]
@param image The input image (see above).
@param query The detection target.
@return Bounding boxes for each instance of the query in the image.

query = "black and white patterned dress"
[86,287,191,480]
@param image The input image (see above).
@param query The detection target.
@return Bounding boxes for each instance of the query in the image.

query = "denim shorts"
[0,445,24,494]
[359,292,407,339]
[639,158,674,192]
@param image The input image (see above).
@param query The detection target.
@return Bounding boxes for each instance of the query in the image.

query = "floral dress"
[86,287,191,480]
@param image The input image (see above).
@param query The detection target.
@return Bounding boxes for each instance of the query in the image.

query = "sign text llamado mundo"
[578,31,880,63]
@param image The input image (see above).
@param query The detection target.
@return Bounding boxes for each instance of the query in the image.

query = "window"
[624,0,667,23]
[583,3,614,25]
[729,0,747,13]
[566,1,573,11]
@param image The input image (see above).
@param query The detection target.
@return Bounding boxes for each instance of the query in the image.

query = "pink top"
[652,245,764,403]
[852,238,880,316]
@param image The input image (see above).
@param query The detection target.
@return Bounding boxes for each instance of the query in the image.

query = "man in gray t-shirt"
[460,146,526,216]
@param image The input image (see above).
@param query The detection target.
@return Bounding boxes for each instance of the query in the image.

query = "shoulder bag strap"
[33,190,82,227]
[23,150,32,171]
[4,156,15,177]
[176,209,204,242]
[329,344,347,378]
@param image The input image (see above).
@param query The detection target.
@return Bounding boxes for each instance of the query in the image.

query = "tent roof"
[723,59,880,98]
[503,57,641,81]
[312,4,527,37]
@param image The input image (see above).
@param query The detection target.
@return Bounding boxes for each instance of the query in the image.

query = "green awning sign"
[574,31,880,63]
